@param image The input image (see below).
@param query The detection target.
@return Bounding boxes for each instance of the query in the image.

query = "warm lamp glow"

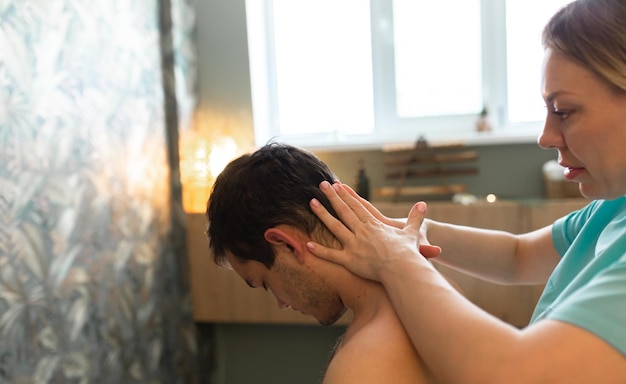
[180,134,239,213]
[180,107,256,213]
[209,137,237,178]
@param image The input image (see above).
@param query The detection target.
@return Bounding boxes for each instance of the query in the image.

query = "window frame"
[246,0,546,150]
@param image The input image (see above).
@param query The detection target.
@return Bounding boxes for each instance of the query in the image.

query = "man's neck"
[336,272,393,327]
[328,272,398,361]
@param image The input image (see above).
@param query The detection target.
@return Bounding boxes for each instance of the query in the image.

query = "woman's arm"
[342,183,560,285]
[308,181,626,383]
[425,219,559,285]
[374,246,626,384]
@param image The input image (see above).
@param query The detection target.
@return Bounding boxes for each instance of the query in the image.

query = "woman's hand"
[307,181,441,281]
[338,183,441,259]
[340,183,403,227]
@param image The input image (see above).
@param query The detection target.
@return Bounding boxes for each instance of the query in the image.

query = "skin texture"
[225,224,432,383]
[305,46,626,384]
[226,227,346,326]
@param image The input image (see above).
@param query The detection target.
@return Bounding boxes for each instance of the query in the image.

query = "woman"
[305,0,626,382]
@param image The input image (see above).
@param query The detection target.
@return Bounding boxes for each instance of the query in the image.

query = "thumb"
[407,202,441,258]
[419,244,442,258]
[404,201,427,233]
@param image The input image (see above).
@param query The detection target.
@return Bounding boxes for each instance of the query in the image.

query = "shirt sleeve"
[548,260,626,357]
[551,200,599,257]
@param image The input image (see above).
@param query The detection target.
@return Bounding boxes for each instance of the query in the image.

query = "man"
[206,142,432,383]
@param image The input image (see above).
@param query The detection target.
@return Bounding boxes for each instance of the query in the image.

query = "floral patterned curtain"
[0,0,199,382]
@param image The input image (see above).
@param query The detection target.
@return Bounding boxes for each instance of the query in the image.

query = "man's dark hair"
[206,142,339,268]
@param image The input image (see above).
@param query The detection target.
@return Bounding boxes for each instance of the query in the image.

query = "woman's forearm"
[424,219,556,285]
[424,219,521,283]
[379,256,523,383]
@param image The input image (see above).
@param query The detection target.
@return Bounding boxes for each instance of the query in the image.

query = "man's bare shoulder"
[323,316,432,384]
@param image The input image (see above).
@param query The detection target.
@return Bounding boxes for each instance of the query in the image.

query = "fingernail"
[320,181,330,189]
[416,201,427,213]
[310,198,320,207]
[306,242,315,250]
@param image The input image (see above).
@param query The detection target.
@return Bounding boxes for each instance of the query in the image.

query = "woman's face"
[538,49,626,200]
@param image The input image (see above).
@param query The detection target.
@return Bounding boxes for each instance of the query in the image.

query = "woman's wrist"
[379,246,433,284]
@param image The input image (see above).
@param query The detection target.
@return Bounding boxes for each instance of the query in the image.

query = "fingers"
[306,240,347,266]
[319,181,372,228]
[342,183,362,200]
[342,183,391,224]
[309,197,353,242]
[404,201,428,234]
[309,183,438,279]
[405,202,442,258]
[308,183,358,267]
[419,244,442,258]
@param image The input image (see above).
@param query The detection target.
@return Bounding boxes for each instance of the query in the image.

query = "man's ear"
[264,227,306,263]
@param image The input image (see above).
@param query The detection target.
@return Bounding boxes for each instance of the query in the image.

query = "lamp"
[179,132,238,213]
[179,108,255,212]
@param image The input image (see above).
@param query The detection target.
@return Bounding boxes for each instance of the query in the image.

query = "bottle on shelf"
[355,159,370,200]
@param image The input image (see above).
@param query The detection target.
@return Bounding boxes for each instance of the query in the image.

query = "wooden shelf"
[384,149,479,166]
[377,138,479,201]
[375,184,467,198]
[385,167,478,179]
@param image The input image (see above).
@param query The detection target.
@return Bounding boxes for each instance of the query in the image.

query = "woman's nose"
[537,118,564,149]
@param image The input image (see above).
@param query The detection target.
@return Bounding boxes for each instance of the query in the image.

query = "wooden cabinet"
[188,199,588,326]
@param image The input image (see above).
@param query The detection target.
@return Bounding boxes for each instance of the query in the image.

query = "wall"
[315,143,557,201]
[194,1,558,383]
[213,324,345,384]
[0,0,198,382]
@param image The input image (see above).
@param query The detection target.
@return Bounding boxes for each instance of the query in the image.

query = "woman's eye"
[551,108,570,120]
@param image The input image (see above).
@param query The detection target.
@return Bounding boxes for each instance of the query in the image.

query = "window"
[246,0,573,149]
[506,0,575,123]
[392,0,482,118]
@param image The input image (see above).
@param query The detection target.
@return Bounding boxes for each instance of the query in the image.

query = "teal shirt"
[530,196,626,356]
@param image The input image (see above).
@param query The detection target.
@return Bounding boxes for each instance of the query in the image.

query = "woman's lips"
[563,167,584,181]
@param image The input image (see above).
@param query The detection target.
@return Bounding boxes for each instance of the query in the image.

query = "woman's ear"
[264,227,306,263]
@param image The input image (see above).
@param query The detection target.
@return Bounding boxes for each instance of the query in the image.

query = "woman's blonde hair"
[543,0,626,92]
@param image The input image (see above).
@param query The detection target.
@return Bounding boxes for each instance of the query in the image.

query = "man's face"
[226,249,347,325]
